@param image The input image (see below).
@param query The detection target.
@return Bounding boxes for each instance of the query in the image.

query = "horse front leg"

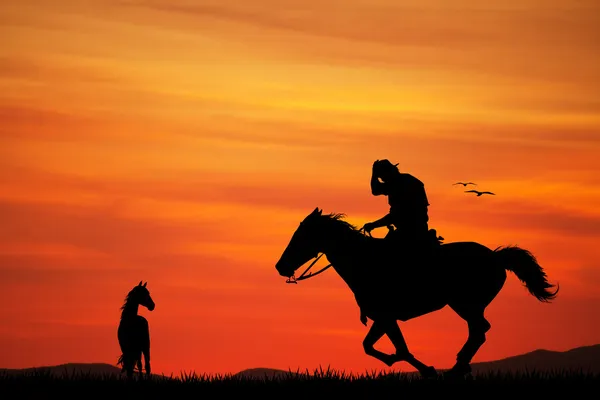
[143,347,151,377]
[362,321,396,366]
[385,321,437,378]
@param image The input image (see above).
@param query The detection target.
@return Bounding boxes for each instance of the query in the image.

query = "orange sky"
[1,0,599,376]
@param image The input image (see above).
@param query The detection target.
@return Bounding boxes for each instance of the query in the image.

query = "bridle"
[284,226,377,284]
[285,253,332,284]
[285,228,373,284]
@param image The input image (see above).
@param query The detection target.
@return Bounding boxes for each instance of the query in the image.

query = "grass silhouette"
[2,366,598,396]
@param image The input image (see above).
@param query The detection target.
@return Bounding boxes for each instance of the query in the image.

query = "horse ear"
[138,280,143,286]
[143,282,147,287]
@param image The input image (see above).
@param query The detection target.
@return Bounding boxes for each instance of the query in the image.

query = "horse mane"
[120,291,133,311]
[322,212,362,234]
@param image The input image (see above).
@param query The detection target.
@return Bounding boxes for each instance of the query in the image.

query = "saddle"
[384,225,444,247]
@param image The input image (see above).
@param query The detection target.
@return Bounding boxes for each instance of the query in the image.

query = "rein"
[285,227,374,284]
[286,253,332,284]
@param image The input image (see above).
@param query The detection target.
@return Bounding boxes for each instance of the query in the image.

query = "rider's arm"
[370,213,393,228]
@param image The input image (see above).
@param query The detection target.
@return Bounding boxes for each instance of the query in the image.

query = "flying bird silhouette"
[465,190,495,196]
[453,182,477,187]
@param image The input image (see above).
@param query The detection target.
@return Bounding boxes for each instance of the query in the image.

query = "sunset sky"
[1,0,599,376]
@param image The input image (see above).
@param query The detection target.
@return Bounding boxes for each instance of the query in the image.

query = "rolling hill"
[469,343,600,375]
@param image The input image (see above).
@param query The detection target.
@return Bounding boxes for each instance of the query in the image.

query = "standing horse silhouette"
[117,281,155,378]
[275,208,558,378]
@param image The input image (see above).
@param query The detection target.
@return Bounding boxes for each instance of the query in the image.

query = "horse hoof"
[421,366,438,379]
[443,363,471,380]
[384,355,396,367]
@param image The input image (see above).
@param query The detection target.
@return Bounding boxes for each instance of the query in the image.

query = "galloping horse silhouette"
[117,281,155,378]
[275,208,558,378]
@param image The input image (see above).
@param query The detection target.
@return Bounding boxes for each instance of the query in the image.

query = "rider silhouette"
[361,159,430,242]
[358,159,439,326]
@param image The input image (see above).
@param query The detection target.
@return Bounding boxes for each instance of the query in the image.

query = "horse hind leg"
[448,305,491,378]
[124,355,135,379]
[119,352,131,378]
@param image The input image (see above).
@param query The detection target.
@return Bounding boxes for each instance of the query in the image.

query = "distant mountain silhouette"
[470,344,600,375]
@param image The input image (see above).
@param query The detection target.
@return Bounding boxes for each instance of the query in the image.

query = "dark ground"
[1,368,598,398]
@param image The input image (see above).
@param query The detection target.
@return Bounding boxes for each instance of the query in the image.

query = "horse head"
[276,207,324,278]
[129,281,155,311]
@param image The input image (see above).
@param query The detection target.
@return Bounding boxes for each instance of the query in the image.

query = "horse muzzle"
[275,261,294,278]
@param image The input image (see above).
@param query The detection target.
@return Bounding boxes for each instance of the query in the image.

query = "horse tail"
[117,354,125,370]
[494,245,559,302]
